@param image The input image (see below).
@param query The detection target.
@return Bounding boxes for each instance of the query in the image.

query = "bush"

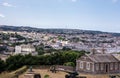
[64,62,75,67]
[44,74,50,78]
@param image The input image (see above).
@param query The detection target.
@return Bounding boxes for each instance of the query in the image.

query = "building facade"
[76,53,120,74]
[15,44,37,55]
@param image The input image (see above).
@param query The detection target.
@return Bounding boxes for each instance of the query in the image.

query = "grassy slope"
[0,66,27,78]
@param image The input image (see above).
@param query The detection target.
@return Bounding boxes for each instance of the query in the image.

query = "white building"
[15,44,37,55]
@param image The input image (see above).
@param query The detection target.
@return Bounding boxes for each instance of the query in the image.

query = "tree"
[70,37,80,43]
[62,47,71,51]
[0,58,5,73]
[24,54,38,65]
[15,34,25,40]
[4,50,86,71]
[36,44,45,55]
[6,54,25,71]
[64,62,75,67]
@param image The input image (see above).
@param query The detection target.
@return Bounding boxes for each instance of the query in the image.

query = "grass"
[19,69,67,78]
[1,66,119,78]
[19,69,120,78]
[0,66,27,78]
[0,72,15,78]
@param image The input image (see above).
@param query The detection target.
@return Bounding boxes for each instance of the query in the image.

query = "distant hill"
[0,25,120,36]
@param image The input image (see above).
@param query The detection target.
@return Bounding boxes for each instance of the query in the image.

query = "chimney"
[101,44,106,54]
[90,48,96,55]
[102,48,106,54]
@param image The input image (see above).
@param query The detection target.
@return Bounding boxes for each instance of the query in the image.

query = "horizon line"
[0,24,120,34]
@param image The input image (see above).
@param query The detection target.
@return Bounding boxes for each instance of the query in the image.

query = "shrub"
[44,74,50,78]
[64,62,75,67]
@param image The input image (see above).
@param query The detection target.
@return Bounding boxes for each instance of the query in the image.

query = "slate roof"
[112,54,120,61]
[85,54,119,63]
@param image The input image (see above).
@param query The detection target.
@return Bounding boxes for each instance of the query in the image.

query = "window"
[110,63,113,70]
[115,63,118,70]
[86,62,90,70]
[119,64,120,70]
[84,57,87,60]
[96,64,99,71]
[101,63,104,70]
[80,61,83,69]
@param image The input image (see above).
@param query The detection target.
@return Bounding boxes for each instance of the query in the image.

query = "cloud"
[2,2,15,7]
[0,13,5,18]
[71,0,77,2]
[112,0,118,3]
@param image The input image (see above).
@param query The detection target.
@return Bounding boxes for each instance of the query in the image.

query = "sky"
[0,0,120,33]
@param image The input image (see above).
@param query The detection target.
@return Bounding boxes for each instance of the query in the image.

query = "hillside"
[0,25,120,36]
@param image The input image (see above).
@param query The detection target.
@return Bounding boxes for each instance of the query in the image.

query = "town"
[0,26,120,78]
[1,0,120,78]
[0,26,120,57]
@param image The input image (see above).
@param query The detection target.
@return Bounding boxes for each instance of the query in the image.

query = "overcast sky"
[0,0,120,32]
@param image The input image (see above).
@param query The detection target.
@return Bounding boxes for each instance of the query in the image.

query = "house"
[15,44,37,55]
[0,54,9,61]
[76,50,120,74]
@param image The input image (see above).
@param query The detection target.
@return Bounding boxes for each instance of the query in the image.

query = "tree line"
[0,50,86,73]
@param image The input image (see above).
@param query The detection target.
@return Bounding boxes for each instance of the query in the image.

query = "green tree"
[6,54,25,71]
[36,44,45,55]
[70,37,80,43]
[24,54,38,65]
[62,47,71,51]
[4,50,86,71]
[64,62,75,67]
[0,58,5,73]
